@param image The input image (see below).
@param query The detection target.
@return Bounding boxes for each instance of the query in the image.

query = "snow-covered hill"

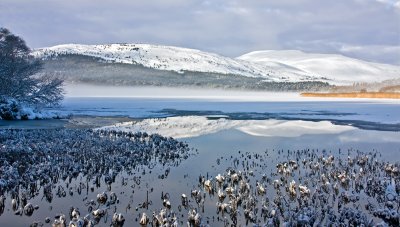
[34,44,400,85]
[33,44,322,83]
[238,50,400,84]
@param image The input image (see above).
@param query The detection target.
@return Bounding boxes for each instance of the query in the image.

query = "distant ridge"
[238,50,400,84]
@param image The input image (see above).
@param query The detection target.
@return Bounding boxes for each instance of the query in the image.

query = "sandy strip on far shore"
[301,92,400,99]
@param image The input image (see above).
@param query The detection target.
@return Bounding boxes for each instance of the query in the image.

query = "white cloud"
[375,0,400,9]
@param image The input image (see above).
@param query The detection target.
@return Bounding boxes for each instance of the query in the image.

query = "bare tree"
[0,27,64,107]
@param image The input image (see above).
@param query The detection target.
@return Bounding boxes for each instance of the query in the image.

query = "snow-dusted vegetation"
[0,97,62,120]
[1,127,399,226]
[0,129,190,192]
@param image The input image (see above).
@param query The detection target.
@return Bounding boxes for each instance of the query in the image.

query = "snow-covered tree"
[0,28,64,107]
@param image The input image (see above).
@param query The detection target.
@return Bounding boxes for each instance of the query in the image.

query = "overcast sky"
[1,0,399,64]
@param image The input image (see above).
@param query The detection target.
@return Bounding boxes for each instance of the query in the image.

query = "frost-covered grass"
[0,129,190,192]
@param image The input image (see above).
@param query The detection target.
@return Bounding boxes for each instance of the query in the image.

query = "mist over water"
[65,84,303,101]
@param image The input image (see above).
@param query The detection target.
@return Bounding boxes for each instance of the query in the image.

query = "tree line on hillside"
[42,54,331,92]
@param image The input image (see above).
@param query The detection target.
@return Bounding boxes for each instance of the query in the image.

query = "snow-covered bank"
[99,116,355,138]
[0,98,66,120]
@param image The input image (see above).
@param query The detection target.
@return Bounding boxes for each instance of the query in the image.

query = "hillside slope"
[39,54,330,91]
[238,50,400,84]
[33,44,322,83]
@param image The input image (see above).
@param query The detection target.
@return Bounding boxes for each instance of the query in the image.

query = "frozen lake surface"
[56,96,400,130]
[2,96,399,130]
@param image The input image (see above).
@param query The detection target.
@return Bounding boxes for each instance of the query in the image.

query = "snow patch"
[238,120,354,137]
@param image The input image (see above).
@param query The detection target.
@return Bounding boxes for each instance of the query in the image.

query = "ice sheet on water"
[57,95,400,130]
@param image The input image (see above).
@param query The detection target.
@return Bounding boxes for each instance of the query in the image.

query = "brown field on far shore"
[301,92,400,99]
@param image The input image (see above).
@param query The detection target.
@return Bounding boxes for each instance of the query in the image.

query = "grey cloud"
[0,0,399,64]
[340,44,400,65]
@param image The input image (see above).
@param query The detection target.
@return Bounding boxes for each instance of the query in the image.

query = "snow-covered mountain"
[33,44,322,83]
[238,50,400,84]
[34,44,400,86]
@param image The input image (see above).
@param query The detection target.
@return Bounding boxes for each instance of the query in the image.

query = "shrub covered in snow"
[0,98,20,120]
[0,97,64,120]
